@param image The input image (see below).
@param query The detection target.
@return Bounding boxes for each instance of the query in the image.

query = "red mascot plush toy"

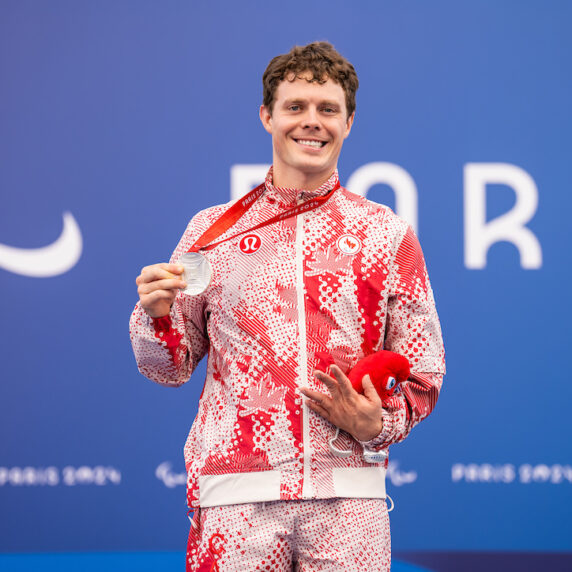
[347,350,410,401]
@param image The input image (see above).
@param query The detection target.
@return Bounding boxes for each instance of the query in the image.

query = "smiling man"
[130,42,445,571]
[259,70,354,191]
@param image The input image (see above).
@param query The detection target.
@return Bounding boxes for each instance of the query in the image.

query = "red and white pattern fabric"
[187,498,391,571]
[129,168,445,511]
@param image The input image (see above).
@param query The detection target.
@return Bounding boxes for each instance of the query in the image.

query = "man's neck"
[271,167,335,192]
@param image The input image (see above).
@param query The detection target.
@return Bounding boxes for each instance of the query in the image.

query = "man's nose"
[302,107,321,129]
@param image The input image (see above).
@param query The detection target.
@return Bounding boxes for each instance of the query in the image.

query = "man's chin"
[292,158,335,174]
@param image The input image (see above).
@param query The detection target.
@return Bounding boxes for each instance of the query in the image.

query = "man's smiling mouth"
[295,139,327,149]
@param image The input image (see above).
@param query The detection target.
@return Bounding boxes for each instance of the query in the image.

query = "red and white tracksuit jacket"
[129,169,445,511]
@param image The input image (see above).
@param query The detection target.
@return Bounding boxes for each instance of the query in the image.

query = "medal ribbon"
[187,179,340,253]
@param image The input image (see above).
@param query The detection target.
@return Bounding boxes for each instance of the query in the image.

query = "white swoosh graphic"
[0,212,83,277]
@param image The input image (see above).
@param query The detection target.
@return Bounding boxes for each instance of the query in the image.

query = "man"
[130,41,445,571]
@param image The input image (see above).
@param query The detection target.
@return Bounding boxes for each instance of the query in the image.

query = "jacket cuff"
[359,408,394,451]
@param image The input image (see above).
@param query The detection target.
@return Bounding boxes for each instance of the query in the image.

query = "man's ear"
[344,112,355,139]
[259,105,273,134]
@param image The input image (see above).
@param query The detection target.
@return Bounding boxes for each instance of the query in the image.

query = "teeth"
[297,139,325,148]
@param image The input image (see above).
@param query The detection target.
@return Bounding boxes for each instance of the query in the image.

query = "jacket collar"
[264,167,340,205]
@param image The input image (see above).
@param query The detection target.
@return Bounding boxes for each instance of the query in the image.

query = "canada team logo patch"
[239,233,262,254]
[337,234,362,255]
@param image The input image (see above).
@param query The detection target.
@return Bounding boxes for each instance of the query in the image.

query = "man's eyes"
[286,105,338,114]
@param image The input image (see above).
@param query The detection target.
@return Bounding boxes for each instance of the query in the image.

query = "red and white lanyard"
[186,180,341,253]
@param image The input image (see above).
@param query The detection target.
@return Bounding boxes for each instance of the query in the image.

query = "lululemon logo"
[239,234,262,254]
[337,234,361,256]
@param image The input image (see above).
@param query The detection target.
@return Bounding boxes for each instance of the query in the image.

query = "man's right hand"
[136,263,187,318]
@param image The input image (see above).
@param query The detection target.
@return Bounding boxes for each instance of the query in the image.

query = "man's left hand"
[300,365,383,442]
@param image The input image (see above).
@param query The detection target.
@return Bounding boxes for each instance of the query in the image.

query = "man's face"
[259,74,354,190]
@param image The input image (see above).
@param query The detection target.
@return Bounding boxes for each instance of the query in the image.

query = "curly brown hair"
[262,42,359,118]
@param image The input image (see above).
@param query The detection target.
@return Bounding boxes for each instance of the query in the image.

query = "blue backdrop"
[1,1,571,570]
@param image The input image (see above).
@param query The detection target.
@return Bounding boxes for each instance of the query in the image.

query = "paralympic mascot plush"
[347,349,410,400]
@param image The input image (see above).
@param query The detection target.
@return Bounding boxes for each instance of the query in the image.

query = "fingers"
[135,262,187,319]
[312,370,337,394]
[361,374,382,405]
[136,263,184,286]
[326,365,355,397]
[139,288,178,308]
[300,387,331,404]
[300,388,332,421]
[313,366,359,400]
[137,277,186,296]
[305,398,331,421]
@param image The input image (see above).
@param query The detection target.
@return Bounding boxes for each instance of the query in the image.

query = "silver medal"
[178,252,212,295]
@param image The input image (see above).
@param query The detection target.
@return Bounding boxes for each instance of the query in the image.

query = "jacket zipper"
[296,208,314,498]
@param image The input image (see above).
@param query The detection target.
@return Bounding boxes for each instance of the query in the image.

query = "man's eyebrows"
[283,98,340,107]
[321,100,341,108]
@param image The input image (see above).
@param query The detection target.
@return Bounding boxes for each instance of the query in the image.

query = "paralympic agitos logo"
[0,212,82,277]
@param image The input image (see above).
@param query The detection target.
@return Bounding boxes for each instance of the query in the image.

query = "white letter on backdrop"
[231,164,271,201]
[345,162,418,234]
[464,163,542,269]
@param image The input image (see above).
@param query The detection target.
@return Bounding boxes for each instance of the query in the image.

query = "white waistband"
[198,466,386,508]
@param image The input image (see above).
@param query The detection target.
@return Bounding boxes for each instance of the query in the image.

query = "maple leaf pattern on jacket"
[274,285,298,323]
[130,172,445,512]
[238,374,287,418]
[305,246,352,277]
